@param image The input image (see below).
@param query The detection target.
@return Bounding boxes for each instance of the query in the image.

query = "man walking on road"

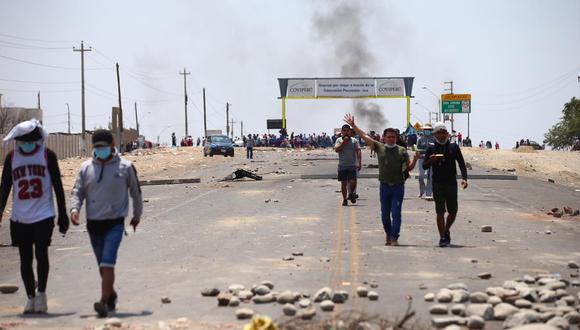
[344,114,418,246]
[423,122,468,247]
[334,124,360,206]
[0,119,69,314]
[246,134,255,159]
[70,130,143,317]
[416,124,435,200]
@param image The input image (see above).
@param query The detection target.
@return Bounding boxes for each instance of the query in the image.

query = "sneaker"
[353,193,359,199]
[385,235,391,246]
[444,231,451,246]
[417,193,424,198]
[439,237,447,247]
[349,193,356,204]
[23,297,35,314]
[94,301,108,318]
[342,199,348,206]
[425,196,434,201]
[107,292,118,311]
[34,292,47,313]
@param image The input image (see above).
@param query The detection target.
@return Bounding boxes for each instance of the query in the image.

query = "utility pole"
[66,103,71,134]
[202,88,207,138]
[116,63,124,150]
[179,68,190,137]
[241,120,243,138]
[73,41,91,138]
[230,119,237,139]
[37,91,40,109]
[134,102,139,147]
[226,102,230,137]
[444,81,454,132]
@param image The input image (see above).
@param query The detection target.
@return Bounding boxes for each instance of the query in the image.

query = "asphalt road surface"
[1,148,579,329]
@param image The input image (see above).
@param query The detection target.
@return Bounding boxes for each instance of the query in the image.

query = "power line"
[0,33,78,44]
[0,39,71,50]
[0,53,109,71]
[0,77,78,85]
[0,87,76,93]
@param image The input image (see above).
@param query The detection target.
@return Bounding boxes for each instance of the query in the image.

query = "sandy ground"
[461,147,580,188]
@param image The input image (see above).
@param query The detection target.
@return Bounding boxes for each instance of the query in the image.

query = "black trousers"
[11,218,54,297]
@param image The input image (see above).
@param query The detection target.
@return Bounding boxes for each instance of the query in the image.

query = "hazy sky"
[0,0,579,147]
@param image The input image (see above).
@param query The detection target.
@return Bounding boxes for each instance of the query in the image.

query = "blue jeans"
[89,224,124,268]
[379,183,405,239]
[246,147,253,159]
[418,158,433,196]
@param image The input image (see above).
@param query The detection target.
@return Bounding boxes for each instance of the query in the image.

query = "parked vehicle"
[528,141,545,150]
[233,139,244,147]
[204,135,235,157]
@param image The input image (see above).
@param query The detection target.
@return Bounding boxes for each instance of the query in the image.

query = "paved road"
[1,148,579,329]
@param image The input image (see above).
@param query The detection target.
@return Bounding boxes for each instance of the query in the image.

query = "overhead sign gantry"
[277,77,415,129]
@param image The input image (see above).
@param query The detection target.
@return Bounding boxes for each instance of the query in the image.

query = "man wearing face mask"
[344,114,418,246]
[416,123,435,200]
[70,129,142,317]
[423,122,468,247]
[0,119,69,314]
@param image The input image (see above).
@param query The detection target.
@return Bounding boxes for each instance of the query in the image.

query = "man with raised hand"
[344,114,418,246]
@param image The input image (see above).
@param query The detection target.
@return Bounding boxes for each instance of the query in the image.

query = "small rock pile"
[425,266,580,329]
[546,207,580,218]
[201,281,380,320]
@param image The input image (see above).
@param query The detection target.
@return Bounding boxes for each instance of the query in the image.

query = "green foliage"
[544,97,580,150]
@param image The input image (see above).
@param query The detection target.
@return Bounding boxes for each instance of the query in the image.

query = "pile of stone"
[201,281,380,320]
[546,207,580,218]
[425,266,580,329]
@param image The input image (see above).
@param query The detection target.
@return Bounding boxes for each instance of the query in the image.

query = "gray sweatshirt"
[70,153,143,221]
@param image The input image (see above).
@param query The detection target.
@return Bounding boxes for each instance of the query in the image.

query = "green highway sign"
[442,94,471,114]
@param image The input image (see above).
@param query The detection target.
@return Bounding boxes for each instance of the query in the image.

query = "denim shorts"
[88,223,124,268]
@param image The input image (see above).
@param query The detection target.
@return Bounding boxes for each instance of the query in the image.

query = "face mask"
[436,137,449,145]
[18,142,37,153]
[94,147,112,160]
[385,143,397,148]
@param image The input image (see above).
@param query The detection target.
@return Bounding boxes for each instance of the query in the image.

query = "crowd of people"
[0,116,470,317]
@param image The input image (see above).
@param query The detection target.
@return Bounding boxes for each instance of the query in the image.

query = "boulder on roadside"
[320,300,335,312]
[314,287,332,302]
[356,286,369,298]
[503,311,542,329]
[282,303,297,316]
[466,315,485,329]
[430,304,449,315]
[217,292,233,306]
[0,284,19,294]
[235,308,254,319]
[494,303,520,320]
[466,303,494,320]
[470,292,489,303]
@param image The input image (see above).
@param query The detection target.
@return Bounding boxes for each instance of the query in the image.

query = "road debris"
[0,284,19,294]
[222,168,263,181]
